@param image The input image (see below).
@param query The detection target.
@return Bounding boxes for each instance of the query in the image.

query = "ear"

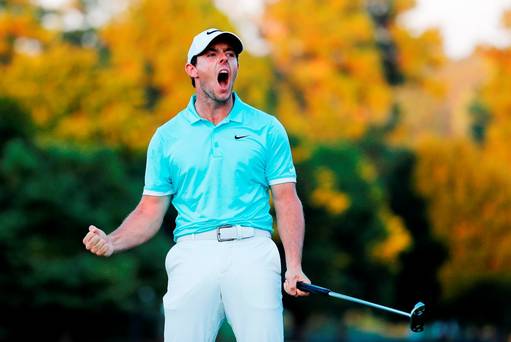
[185,63,198,78]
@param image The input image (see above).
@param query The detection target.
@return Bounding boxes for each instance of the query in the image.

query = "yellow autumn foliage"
[372,210,410,265]
[415,137,511,298]
[263,0,392,142]
[0,0,275,150]
[0,3,50,59]
[481,47,511,165]
[311,167,351,215]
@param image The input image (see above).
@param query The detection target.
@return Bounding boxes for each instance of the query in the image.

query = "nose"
[218,52,228,63]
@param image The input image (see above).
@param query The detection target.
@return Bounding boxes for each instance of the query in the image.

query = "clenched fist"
[83,225,114,257]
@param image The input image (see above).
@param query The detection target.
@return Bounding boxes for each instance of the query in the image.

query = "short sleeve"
[265,118,297,186]
[143,130,175,196]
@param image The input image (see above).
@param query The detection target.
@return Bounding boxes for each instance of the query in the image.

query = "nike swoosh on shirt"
[235,135,248,140]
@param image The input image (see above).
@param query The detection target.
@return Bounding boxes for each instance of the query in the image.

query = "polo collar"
[184,92,244,125]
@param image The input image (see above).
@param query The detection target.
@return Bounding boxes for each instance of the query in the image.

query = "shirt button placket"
[212,128,222,158]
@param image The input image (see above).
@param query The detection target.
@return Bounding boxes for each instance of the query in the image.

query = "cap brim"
[191,33,243,62]
[208,32,243,55]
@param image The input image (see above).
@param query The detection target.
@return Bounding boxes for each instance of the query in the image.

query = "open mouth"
[217,70,229,87]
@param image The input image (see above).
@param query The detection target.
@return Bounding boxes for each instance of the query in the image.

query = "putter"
[296,282,426,332]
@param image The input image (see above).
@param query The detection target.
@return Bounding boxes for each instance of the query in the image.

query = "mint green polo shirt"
[143,93,296,240]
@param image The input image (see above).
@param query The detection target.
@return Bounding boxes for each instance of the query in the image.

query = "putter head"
[410,302,426,332]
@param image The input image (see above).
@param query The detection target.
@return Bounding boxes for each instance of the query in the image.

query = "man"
[83,28,310,341]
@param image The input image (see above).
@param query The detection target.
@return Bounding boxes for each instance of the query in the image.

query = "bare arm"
[271,182,310,297]
[83,195,170,256]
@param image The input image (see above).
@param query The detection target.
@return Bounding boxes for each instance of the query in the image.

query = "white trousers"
[163,235,283,342]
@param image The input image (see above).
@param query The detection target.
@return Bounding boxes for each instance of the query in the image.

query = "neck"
[194,92,234,125]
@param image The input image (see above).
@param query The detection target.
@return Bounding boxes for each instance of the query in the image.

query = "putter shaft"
[296,282,425,333]
[328,292,410,318]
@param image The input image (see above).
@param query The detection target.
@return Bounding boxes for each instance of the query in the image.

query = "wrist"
[285,257,302,269]
[285,264,303,273]
[107,234,118,253]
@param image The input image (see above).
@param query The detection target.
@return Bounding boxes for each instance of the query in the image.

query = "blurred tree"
[0,0,149,149]
[262,0,448,334]
[358,125,447,314]
[0,0,50,64]
[366,2,451,321]
[366,0,405,85]
[468,99,491,144]
[0,0,272,151]
[98,0,274,148]
[281,140,411,339]
[262,0,392,142]
[0,98,173,340]
[384,0,448,144]
[415,137,511,327]
[480,45,511,165]
[0,96,33,147]
[409,10,511,329]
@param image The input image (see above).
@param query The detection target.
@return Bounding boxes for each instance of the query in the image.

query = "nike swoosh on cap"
[206,29,221,35]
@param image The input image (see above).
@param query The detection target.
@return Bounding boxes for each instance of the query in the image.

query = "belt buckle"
[217,225,236,242]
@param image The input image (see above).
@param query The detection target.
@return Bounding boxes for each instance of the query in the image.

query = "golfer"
[83,28,310,341]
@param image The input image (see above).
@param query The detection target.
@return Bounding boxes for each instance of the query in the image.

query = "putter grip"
[296,282,331,295]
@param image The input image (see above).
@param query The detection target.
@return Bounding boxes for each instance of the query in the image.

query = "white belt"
[176,225,271,242]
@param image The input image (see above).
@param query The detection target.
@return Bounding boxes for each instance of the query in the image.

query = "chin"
[216,89,233,102]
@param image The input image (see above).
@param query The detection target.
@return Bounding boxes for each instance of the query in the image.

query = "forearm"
[108,200,166,253]
[271,183,309,296]
[275,194,305,270]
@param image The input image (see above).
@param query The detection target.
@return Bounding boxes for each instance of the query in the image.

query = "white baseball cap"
[187,28,243,64]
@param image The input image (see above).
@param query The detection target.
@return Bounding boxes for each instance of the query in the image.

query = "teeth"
[218,70,229,84]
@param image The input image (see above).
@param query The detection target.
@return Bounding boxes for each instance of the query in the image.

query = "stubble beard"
[201,83,232,105]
